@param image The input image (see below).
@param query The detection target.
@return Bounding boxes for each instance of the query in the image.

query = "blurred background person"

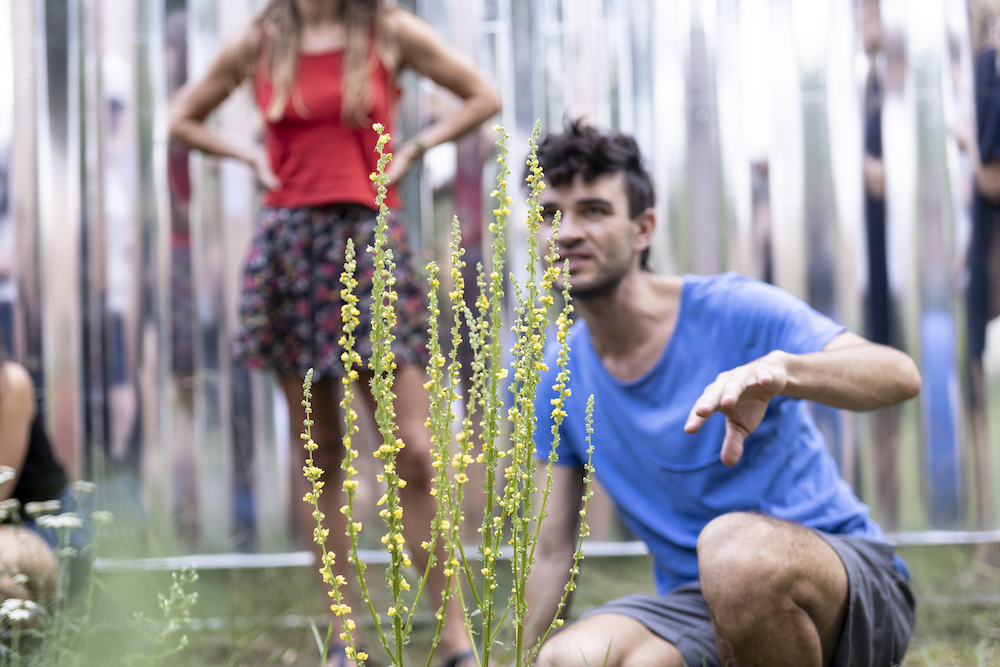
[960,0,1000,534]
[861,0,903,530]
[168,0,499,663]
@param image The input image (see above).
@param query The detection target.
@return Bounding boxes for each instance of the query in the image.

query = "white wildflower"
[7,609,31,622]
[0,467,15,486]
[12,574,27,586]
[0,598,37,622]
[24,500,60,517]
[73,481,97,495]
[91,510,113,527]
[36,513,82,531]
[0,499,20,513]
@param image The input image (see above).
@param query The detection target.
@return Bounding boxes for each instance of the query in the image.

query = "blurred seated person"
[0,344,85,603]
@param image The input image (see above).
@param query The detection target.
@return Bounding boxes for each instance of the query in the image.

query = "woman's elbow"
[483,87,502,119]
[896,355,922,401]
[468,81,501,122]
[166,103,187,142]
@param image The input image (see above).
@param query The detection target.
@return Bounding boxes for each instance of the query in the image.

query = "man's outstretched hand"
[684,352,788,467]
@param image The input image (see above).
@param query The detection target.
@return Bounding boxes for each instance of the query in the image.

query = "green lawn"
[80,543,1000,666]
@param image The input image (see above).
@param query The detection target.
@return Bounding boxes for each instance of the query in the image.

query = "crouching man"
[526,121,919,667]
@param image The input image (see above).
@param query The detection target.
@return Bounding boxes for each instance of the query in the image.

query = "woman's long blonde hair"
[256,0,388,125]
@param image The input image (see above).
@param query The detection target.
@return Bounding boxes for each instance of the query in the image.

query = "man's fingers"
[685,379,726,432]
[754,367,774,387]
[684,411,706,433]
[700,376,730,414]
[719,367,775,408]
[719,375,749,407]
[720,421,747,467]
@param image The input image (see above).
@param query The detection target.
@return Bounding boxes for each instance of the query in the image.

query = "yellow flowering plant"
[300,122,596,666]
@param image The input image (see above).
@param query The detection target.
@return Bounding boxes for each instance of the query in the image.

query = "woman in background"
[169,0,499,664]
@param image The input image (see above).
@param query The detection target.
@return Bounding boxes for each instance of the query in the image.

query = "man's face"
[539,172,641,299]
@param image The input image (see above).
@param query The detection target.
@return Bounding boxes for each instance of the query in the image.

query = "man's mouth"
[556,252,590,272]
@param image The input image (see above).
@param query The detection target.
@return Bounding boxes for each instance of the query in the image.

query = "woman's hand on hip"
[252,147,281,190]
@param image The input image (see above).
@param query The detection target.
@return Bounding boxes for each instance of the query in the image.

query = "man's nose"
[555,211,584,243]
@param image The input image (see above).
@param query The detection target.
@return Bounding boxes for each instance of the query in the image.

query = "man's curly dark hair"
[532,119,656,270]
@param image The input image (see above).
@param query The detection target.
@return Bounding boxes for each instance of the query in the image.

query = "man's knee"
[536,616,623,667]
[697,513,796,606]
[536,628,591,667]
[536,614,683,667]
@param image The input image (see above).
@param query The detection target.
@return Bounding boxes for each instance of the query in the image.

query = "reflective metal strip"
[93,540,654,572]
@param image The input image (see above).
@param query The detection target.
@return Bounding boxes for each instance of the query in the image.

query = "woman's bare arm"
[168,27,279,188]
[0,363,36,500]
[386,8,501,180]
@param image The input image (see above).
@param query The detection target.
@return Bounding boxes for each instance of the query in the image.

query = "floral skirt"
[233,204,430,379]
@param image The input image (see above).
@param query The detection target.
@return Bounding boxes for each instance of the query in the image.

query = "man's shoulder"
[685,271,767,295]
[683,272,784,317]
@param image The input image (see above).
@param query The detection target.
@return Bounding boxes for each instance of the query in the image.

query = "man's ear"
[633,207,656,255]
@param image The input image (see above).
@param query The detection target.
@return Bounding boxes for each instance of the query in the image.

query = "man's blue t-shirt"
[533,273,884,594]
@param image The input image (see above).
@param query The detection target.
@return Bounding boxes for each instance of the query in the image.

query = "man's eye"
[541,210,557,224]
[584,206,606,216]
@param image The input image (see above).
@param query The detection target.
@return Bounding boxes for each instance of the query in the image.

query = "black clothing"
[864,74,892,347]
[11,414,69,511]
[970,49,1000,360]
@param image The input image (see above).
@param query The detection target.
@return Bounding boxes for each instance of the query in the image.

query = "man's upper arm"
[737,279,846,356]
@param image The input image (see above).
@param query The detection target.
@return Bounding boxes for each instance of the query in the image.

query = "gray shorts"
[583,532,915,667]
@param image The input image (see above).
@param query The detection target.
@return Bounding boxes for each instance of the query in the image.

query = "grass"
[70,543,1000,665]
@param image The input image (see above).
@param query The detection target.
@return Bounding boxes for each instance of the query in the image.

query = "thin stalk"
[528,396,597,662]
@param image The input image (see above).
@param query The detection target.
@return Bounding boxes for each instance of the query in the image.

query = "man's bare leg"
[698,513,849,667]
[535,613,685,667]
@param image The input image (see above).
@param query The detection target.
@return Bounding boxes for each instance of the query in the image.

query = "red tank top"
[255,50,401,209]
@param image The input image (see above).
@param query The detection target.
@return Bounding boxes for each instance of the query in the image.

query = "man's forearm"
[777,342,920,411]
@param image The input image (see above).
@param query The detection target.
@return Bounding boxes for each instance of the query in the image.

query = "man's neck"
[577,272,683,382]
